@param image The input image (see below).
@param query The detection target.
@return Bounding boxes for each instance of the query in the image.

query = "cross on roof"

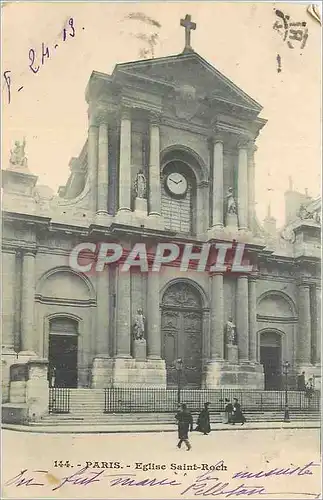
[180,14,196,53]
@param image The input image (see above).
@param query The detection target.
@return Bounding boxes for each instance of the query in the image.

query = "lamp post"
[175,358,183,405]
[283,361,290,422]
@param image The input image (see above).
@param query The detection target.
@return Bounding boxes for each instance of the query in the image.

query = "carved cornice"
[35,295,96,307]
[257,315,298,324]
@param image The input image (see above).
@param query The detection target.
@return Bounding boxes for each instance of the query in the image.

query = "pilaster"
[248,275,257,362]
[236,274,249,361]
[146,272,161,359]
[297,281,312,365]
[20,250,36,355]
[210,272,224,359]
[237,138,249,231]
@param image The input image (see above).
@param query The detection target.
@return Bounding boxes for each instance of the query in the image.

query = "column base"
[207,226,225,240]
[91,356,114,388]
[146,213,165,230]
[95,211,113,226]
[115,208,133,225]
[204,360,264,389]
[112,357,166,388]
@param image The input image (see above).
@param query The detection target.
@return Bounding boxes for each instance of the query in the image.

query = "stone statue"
[133,308,146,341]
[134,170,146,199]
[225,318,237,345]
[225,187,237,215]
[10,138,28,168]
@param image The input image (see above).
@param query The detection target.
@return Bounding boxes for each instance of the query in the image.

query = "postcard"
[1,2,321,499]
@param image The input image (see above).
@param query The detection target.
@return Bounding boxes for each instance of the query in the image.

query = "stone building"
[2,16,321,402]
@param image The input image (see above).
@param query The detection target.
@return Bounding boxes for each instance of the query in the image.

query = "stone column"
[97,121,109,215]
[148,116,161,216]
[118,108,132,214]
[2,250,16,349]
[88,109,99,212]
[315,286,321,364]
[146,272,161,358]
[115,268,131,357]
[297,282,312,365]
[237,139,249,231]
[248,276,257,362]
[96,269,110,354]
[210,273,224,359]
[212,137,224,229]
[236,275,249,361]
[21,250,36,354]
[247,143,257,230]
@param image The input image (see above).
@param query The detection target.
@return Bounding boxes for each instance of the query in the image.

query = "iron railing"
[49,388,70,413]
[103,388,320,413]
[48,388,320,414]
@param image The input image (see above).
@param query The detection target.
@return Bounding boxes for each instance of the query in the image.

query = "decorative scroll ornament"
[174,84,200,121]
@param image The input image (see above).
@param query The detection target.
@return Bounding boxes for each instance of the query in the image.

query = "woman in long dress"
[195,402,211,435]
[232,398,246,425]
[223,398,233,424]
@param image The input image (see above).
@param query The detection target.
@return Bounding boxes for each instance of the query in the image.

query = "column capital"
[237,136,252,149]
[88,104,109,127]
[2,246,17,255]
[297,280,311,288]
[23,248,37,258]
[149,111,162,126]
[120,106,132,121]
[248,272,258,282]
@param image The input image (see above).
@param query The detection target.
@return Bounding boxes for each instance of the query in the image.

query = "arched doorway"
[48,317,78,388]
[260,331,282,390]
[161,281,203,388]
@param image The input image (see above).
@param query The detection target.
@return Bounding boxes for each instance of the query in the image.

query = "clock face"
[165,172,188,197]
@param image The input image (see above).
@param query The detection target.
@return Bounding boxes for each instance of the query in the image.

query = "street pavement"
[2,419,320,434]
[2,427,321,499]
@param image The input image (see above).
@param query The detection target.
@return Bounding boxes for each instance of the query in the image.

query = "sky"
[2,2,321,226]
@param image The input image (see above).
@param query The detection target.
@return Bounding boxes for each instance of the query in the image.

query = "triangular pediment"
[113,51,262,114]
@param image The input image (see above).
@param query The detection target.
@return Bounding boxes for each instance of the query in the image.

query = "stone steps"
[40,411,319,426]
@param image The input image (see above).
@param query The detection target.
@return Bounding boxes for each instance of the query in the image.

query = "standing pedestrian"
[196,402,211,435]
[49,365,56,388]
[175,403,193,450]
[297,371,306,391]
[223,398,233,424]
[232,398,246,425]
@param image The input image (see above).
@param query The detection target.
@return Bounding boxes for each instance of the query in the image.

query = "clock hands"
[169,178,183,185]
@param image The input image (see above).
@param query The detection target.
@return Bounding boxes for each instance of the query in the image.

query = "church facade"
[2,18,321,401]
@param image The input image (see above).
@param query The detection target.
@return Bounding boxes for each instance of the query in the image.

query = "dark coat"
[224,403,233,423]
[196,408,211,434]
[175,410,193,440]
[232,402,246,423]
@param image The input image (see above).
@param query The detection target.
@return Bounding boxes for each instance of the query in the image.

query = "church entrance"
[161,282,202,388]
[260,331,282,390]
[48,318,78,388]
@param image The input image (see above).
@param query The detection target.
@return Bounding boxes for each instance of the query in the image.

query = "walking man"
[175,403,193,450]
